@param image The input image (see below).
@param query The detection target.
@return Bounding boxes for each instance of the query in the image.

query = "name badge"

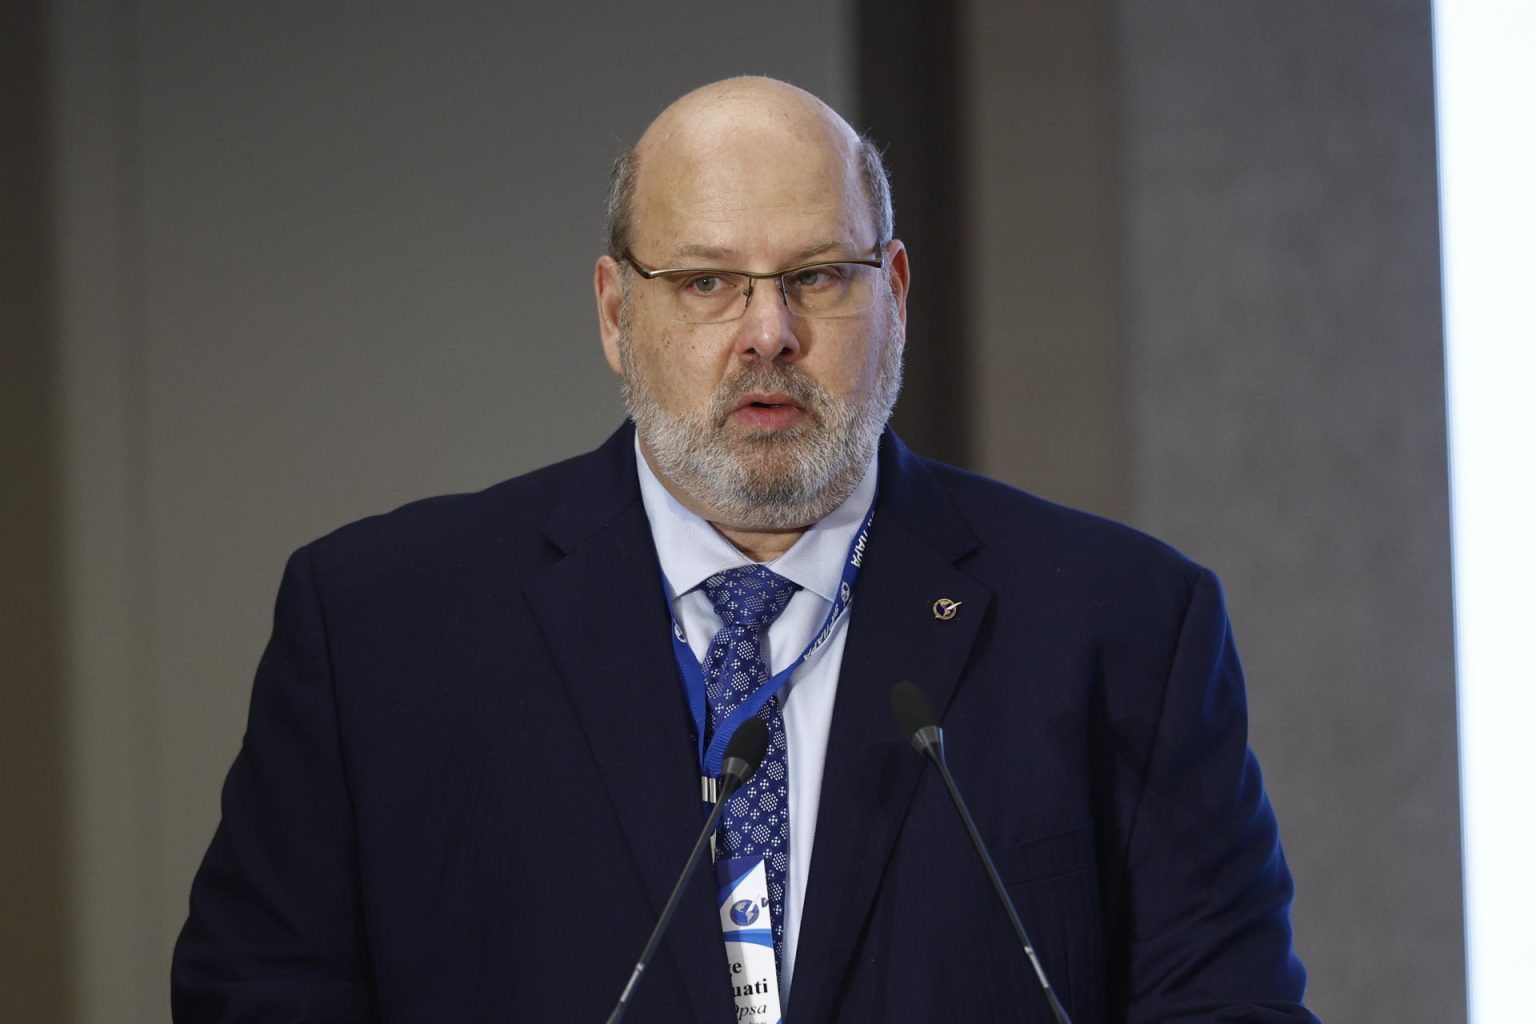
[715,856,782,1024]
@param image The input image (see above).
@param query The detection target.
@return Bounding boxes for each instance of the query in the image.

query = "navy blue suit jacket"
[173,425,1316,1022]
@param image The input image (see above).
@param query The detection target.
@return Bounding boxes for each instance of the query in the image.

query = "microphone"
[890,681,1074,1024]
[604,716,770,1024]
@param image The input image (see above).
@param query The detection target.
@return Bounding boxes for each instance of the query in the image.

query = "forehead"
[631,115,873,266]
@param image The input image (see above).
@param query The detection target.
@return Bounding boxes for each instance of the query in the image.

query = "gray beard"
[619,299,903,532]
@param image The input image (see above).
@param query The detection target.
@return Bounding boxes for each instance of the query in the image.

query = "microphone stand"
[893,681,1073,1024]
[604,717,767,1024]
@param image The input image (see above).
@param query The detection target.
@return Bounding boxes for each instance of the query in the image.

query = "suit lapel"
[788,434,993,1024]
[524,427,729,1023]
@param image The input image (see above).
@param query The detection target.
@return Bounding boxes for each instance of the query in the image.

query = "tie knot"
[702,565,800,631]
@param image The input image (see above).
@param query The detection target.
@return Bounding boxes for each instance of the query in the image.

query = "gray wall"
[9,1,1460,1020]
[966,3,1461,1022]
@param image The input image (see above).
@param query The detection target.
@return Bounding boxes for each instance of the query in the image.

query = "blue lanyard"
[667,500,876,778]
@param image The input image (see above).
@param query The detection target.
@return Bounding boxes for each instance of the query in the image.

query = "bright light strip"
[1433,2,1536,1021]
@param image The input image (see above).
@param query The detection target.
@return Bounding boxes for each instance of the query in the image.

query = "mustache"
[708,363,828,424]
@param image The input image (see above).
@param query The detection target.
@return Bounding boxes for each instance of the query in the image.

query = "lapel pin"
[932,598,962,621]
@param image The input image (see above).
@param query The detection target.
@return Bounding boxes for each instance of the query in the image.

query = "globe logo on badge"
[729,899,760,926]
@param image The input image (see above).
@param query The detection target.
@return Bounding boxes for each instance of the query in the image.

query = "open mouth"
[731,393,807,429]
[735,392,802,412]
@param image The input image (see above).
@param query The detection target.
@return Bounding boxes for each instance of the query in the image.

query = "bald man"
[174,79,1316,1023]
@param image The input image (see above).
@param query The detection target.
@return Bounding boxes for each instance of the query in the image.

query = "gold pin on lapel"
[932,598,962,621]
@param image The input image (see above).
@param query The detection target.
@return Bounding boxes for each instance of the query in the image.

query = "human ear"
[594,255,626,375]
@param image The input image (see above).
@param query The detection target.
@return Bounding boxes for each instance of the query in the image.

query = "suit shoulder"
[299,438,626,590]
[915,457,1212,601]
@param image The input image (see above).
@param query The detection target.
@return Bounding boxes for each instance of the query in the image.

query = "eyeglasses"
[621,247,886,324]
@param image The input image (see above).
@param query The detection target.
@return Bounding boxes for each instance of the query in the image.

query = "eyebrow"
[664,240,859,267]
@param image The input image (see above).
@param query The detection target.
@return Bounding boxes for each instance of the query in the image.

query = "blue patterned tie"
[701,564,800,967]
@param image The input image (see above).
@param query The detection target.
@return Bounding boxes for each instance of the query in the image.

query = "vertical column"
[855,0,972,467]
[0,0,70,1019]
[964,1,1128,519]
[50,0,166,1018]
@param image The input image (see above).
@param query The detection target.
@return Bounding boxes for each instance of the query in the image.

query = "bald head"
[642,77,858,155]
[605,77,892,261]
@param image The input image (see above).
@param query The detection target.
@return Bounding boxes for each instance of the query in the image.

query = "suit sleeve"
[171,545,380,1023]
[1120,569,1319,1023]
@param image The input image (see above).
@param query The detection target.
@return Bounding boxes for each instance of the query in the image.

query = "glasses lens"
[784,262,878,318]
[664,272,749,324]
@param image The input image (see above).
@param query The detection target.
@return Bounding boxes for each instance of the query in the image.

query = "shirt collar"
[635,434,878,604]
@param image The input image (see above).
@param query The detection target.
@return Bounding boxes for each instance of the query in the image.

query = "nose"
[734,277,802,364]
